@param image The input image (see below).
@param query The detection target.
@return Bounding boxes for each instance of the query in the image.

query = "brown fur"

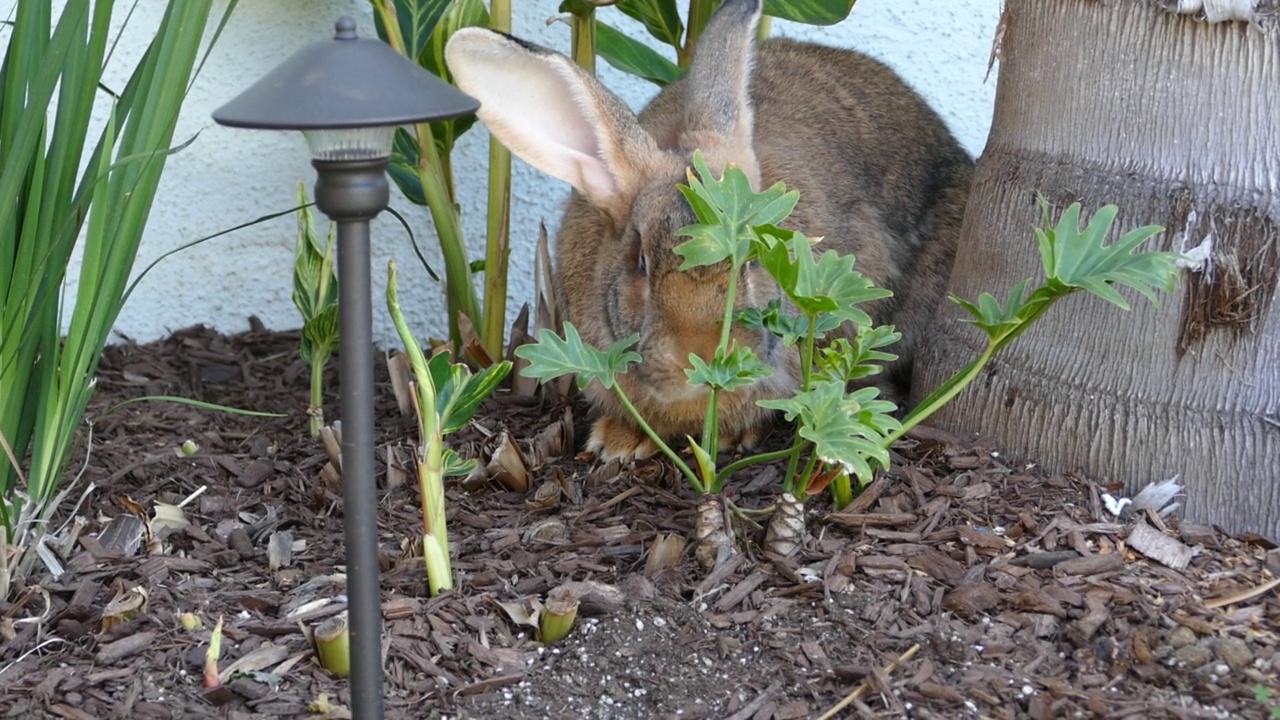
[447,0,972,461]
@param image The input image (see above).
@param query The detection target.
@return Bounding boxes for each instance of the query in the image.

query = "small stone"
[1172,642,1214,668]
[1213,637,1253,670]
[1167,626,1197,649]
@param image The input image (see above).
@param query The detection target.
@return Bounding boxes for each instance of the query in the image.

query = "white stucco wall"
[60,0,1003,346]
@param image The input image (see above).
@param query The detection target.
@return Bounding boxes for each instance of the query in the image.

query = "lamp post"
[212,17,478,719]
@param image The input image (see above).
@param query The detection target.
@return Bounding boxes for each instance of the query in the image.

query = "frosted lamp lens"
[303,126,395,161]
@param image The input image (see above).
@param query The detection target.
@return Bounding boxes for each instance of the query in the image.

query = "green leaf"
[370,0,452,63]
[757,229,890,322]
[1034,199,1179,312]
[763,0,858,25]
[596,21,683,87]
[737,300,842,346]
[684,343,773,391]
[615,0,685,49]
[442,447,477,477]
[514,324,641,391]
[760,380,899,483]
[292,183,337,322]
[813,326,901,384]
[300,305,340,366]
[424,351,512,435]
[422,0,487,156]
[674,151,798,270]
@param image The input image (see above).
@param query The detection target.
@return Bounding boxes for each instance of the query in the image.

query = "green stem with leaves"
[387,261,452,596]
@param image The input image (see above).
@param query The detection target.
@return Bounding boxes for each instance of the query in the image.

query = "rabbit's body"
[448,0,972,461]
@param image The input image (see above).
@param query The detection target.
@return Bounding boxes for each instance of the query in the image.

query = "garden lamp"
[212,16,478,719]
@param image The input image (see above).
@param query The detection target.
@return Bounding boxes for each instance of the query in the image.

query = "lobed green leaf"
[514,324,641,391]
[684,343,773,391]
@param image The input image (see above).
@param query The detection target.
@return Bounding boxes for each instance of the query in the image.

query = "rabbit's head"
[447,0,796,456]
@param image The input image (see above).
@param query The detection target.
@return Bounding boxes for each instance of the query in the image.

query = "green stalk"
[782,312,818,493]
[713,446,796,492]
[416,137,480,350]
[757,15,772,39]
[308,359,325,436]
[613,386,702,492]
[681,0,715,68]
[571,6,596,72]
[884,297,1057,447]
[371,1,480,351]
[481,0,513,360]
[387,261,452,595]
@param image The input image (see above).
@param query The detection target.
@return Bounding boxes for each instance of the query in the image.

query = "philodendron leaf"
[760,380,899,483]
[738,299,844,347]
[758,228,890,323]
[814,326,901,384]
[426,351,512,435]
[763,0,858,25]
[675,151,798,270]
[596,21,683,87]
[684,343,773,391]
[514,324,641,391]
[1034,199,1179,312]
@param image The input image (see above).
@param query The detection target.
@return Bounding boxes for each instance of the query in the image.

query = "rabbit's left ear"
[680,0,763,188]
[446,28,664,223]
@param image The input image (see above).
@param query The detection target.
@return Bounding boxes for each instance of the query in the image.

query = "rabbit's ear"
[681,0,763,187]
[446,29,661,221]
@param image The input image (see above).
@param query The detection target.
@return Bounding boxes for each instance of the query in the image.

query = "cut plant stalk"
[313,613,351,677]
[540,584,580,644]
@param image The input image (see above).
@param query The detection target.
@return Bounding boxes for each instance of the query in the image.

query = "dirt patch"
[1,323,1277,719]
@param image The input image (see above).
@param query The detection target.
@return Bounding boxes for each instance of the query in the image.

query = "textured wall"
[67,0,1002,345]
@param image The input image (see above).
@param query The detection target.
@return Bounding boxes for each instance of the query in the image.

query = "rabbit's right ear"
[446,29,661,222]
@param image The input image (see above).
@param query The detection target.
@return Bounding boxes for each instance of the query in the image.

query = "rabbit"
[445,0,973,462]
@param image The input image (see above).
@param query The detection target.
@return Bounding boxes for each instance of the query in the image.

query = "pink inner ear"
[451,40,618,202]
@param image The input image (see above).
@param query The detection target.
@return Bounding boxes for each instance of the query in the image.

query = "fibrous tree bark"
[913,0,1280,539]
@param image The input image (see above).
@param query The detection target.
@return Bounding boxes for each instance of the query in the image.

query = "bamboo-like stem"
[387,261,453,595]
[481,0,513,360]
[571,7,596,73]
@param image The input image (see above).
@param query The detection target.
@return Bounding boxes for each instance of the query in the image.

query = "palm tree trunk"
[912,0,1280,539]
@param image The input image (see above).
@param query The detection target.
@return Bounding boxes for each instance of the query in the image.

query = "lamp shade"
[211,16,479,132]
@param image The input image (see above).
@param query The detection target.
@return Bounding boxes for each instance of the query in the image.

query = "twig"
[1204,577,1280,609]
[817,643,920,720]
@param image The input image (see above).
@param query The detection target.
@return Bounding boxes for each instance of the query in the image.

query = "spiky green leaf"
[684,343,773,391]
[514,324,641,391]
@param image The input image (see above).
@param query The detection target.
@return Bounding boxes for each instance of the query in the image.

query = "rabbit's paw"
[721,423,764,455]
[587,416,660,462]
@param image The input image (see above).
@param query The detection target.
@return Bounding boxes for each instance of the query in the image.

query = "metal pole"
[314,158,391,720]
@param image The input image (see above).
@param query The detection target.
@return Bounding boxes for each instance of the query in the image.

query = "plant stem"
[612,386,702,492]
[416,136,480,351]
[309,357,324,437]
[714,446,798,491]
[571,6,596,73]
[783,313,818,494]
[757,15,772,39]
[481,0,513,361]
[387,261,453,594]
[682,0,714,69]
[886,296,1058,447]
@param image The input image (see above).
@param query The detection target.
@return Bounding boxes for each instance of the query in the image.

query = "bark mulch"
[1,322,1277,719]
